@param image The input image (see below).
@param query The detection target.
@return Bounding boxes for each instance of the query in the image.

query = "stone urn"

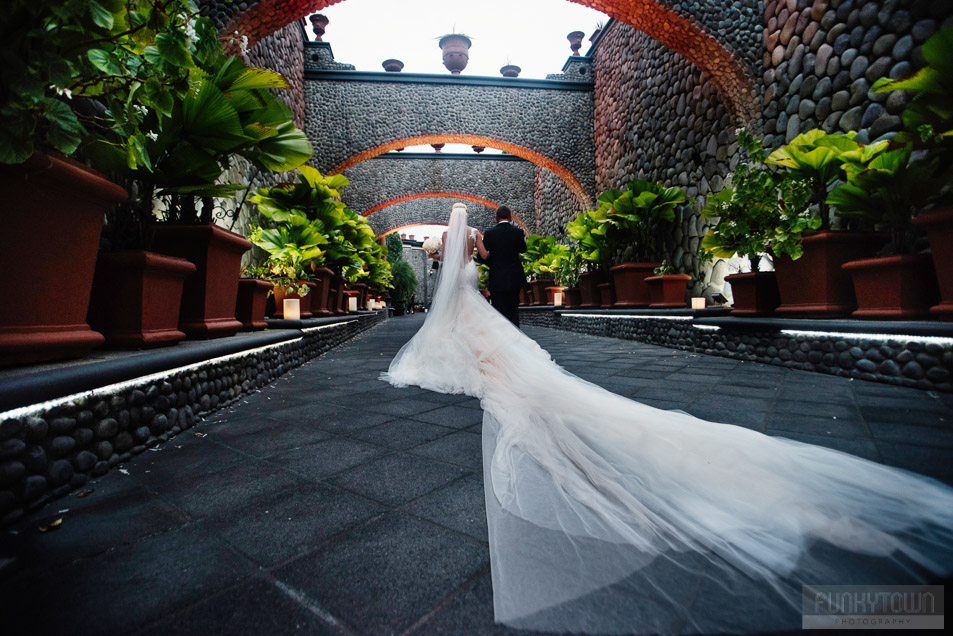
[431,143,445,153]
[382,59,404,72]
[439,34,471,74]
[500,64,521,77]
[472,146,485,153]
[567,31,585,55]
[310,14,329,41]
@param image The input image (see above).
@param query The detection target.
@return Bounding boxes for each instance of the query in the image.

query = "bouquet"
[422,236,443,254]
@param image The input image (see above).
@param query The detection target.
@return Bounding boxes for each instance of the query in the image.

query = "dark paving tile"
[274,513,488,634]
[140,576,339,636]
[1,524,257,636]
[364,397,445,417]
[130,438,250,487]
[684,405,768,430]
[859,403,951,428]
[330,453,469,507]
[350,419,455,450]
[877,444,953,485]
[867,420,953,449]
[208,483,384,567]
[403,476,488,542]
[217,422,334,458]
[0,482,185,570]
[628,397,694,411]
[412,573,524,635]
[411,404,485,428]
[766,413,870,440]
[159,461,306,519]
[410,431,483,472]
[268,437,391,481]
[772,398,860,418]
[709,384,780,399]
[267,402,398,435]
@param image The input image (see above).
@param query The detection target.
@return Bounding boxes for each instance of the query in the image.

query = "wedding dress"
[382,205,953,634]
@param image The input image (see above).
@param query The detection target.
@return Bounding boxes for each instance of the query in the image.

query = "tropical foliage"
[701,129,812,269]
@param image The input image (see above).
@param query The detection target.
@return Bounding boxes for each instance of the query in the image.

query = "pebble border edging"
[520,308,953,392]
[0,312,386,525]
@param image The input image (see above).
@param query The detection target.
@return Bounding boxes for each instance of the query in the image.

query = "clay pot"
[645,274,692,308]
[500,65,521,77]
[235,278,273,330]
[568,31,585,55]
[564,288,582,308]
[439,34,471,74]
[382,59,404,72]
[725,272,780,316]
[309,14,328,41]
[88,251,195,347]
[308,266,334,317]
[578,271,607,308]
[842,254,939,320]
[0,152,127,366]
[913,207,953,319]
[530,279,555,306]
[150,224,251,339]
[597,281,616,308]
[546,286,568,305]
[610,262,660,308]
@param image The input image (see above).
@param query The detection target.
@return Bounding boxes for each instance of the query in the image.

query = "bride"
[382,203,953,634]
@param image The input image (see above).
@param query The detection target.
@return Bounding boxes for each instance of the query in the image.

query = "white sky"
[306,0,607,78]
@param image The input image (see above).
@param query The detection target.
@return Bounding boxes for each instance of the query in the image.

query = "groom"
[480,206,527,327]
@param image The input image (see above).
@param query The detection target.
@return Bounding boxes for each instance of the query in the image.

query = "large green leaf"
[228,67,289,91]
[181,78,246,152]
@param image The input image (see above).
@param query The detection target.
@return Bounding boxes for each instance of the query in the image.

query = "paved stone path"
[2,314,952,635]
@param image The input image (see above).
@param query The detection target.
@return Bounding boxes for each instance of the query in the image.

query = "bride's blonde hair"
[452,202,468,213]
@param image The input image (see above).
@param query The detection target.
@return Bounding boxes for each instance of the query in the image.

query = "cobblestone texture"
[369,197,500,237]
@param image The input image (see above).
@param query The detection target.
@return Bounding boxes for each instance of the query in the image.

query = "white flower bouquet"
[422,236,443,254]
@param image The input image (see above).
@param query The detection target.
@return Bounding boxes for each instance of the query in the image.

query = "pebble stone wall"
[761,0,953,148]
[302,76,596,205]
[402,246,436,307]
[520,310,953,393]
[343,155,535,224]
[368,197,498,237]
[0,313,386,525]
[593,20,735,296]
[245,21,307,129]
[535,165,587,239]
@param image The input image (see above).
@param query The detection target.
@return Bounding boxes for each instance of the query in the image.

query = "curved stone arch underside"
[216,0,758,125]
[368,192,530,235]
[368,196,502,237]
[342,153,536,225]
[332,135,589,211]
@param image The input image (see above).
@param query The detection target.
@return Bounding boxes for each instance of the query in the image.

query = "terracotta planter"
[597,281,616,308]
[480,288,491,302]
[299,282,316,319]
[0,152,127,366]
[842,254,939,320]
[530,279,555,306]
[546,286,569,306]
[773,231,884,317]
[519,288,527,306]
[331,275,347,315]
[235,278,272,330]
[353,283,368,310]
[578,271,606,308]
[88,251,195,347]
[525,287,535,305]
[725,272,780,316]
[344,290,361,313]
[645,274,692,308]
[439,34,471,74]
[273,284,304,319]
[500,64,521,77]
[565,288,582,308]
[913,207,953,318]
[610,262,660,308]
[150,224,251,339]
[308,266,334,317]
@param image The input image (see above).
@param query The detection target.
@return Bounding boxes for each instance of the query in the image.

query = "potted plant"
[235,265,273,330]
[601,180,689,308]
[566,210,609,308]
[831,144,940,318]
[765,129,885,316]
[701,129,812,316]
[552,244,583,307]
[644,261,692,308]
[873,26,953,318]
[521,235,557,305]
[390,260,418,315]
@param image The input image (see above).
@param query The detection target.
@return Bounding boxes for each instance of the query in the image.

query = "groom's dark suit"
[482,221,527,327]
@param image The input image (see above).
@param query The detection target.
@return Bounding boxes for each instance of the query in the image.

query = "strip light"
[560,314,693,321]
[0,321,353,420]
[781,329,953,346]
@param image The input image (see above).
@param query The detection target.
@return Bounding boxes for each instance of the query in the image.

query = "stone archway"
[210,0,758,124]
[331,134,591,210]
[366,192,530,234]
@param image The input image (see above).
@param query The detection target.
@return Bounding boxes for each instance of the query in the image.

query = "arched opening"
[221,0,757,124]
[332,134,591,209]
[366,192,530,235]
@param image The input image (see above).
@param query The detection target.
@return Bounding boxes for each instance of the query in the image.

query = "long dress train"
[382,207,953,634]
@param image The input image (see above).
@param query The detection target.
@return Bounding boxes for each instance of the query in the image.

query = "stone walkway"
[2,314,952,635]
